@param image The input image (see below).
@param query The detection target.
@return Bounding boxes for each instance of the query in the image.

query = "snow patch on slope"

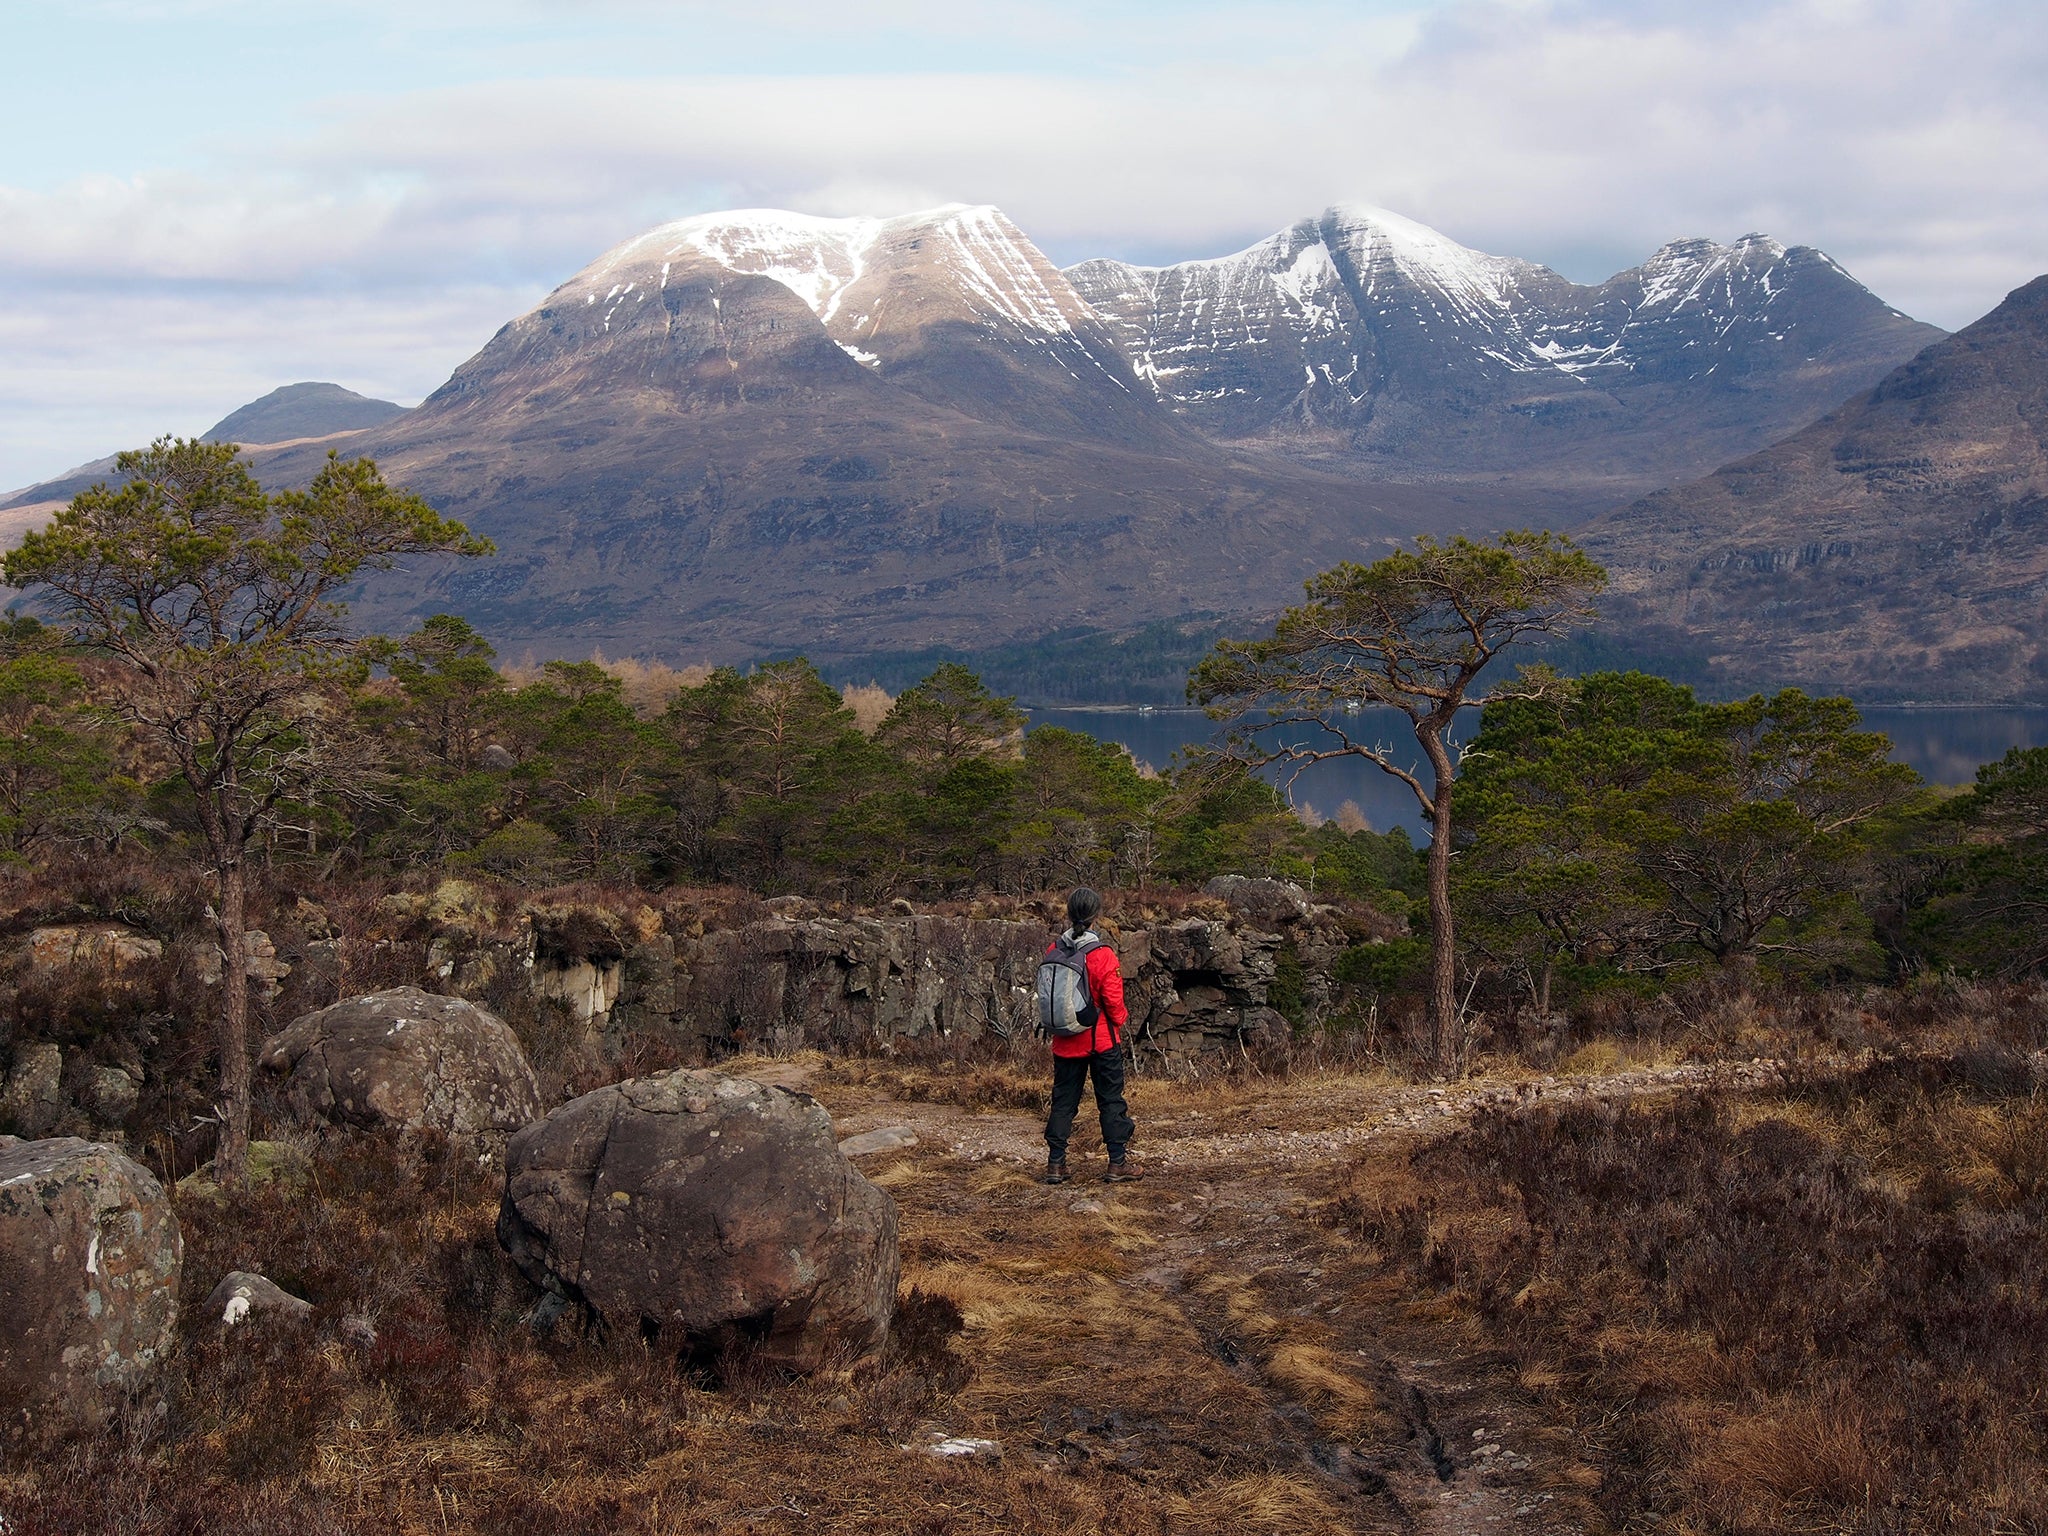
[571,204,1098,342]
[920,204,1079,338]
[1325,203,1524,321]
[682,209,881,323]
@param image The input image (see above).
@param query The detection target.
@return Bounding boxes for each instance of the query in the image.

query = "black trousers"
[1045,1046,1135,1163]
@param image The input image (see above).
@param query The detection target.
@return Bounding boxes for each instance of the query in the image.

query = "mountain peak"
[425,198,1158,455]
[573,203,1023,328]
[1317,203,1540,316]
[203,382,406,445]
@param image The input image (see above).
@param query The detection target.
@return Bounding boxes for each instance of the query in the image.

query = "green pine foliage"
[1905,744,2048,976]
[1455,671,1929,1006]
[341,635,1428,907]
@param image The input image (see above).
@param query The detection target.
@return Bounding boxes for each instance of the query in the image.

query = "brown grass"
[1330,1048,2048,1533]
[0,1102,1418,1536]
[499,652,712,716]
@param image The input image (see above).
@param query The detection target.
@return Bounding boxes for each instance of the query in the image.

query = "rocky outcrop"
[261,986,543,1135]
[0,1138,183,1432]
[663,914,1044,1055]
[529,905,629,1030]
[498,1069,899,1371]
[196,929,291,995]
[414,880,1396,1064]
[1,1043,64,1138]
[28,925,164,974]
[79,1065,140,1127]
[646,885,1369,1061]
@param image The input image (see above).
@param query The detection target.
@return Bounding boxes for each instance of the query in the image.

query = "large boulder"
[204,1270,315,1329]
[1203,875,1312,926]
[1,1042,64,1138]
[0,1138,182,1432]
[498,1069,899,1371]
[260,986,543,1135]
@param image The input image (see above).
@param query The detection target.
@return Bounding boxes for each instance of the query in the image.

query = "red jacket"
[1047,935,1128,1058]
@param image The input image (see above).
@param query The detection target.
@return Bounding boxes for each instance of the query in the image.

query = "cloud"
[0,282,525,495]
[2,0,2044,487]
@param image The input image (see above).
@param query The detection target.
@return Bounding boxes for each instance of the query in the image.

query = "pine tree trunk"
[214,857,252,1187]
[1421,728,1460,1078]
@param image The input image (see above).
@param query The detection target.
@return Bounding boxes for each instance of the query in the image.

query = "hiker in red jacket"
[1039,887,1139,1185]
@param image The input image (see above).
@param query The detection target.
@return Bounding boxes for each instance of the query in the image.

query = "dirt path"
[786,1056,1798,1533]
[816,1056,1782,1171]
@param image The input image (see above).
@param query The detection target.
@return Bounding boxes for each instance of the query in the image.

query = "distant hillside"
[204,382,407,445]
[3,382,407,509]
[1583,274,2048,701]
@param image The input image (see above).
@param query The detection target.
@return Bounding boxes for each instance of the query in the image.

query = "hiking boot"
[1104,1158,1143,1184]
[1044,1159,1070,1186]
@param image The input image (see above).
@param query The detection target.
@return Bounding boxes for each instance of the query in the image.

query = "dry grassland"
[5,989,2044,1535]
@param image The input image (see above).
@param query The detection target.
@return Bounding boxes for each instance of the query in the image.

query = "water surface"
[1027,705,2048,839]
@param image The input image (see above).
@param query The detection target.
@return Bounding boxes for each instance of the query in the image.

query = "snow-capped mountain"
[447,204,1166,446]
[8,199,1949,673]
[1067,206,1942,482]
[597,204,1127,377]
[1069,206,1563,417]
[244,203,1429,664]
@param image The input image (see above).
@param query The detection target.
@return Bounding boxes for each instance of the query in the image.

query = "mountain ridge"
[239,205,1478,661]
[1068,205,1943,489]
[1581,272,2048,701]
[5,382,409,509]
[0,200,1959,677]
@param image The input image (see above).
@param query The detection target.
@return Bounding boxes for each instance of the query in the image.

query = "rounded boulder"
[0,1137,183,1432]
[498,1069,899,1371]
[261,986,543,1136]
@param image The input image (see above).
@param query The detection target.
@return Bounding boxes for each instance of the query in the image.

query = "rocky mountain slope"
[1069,205,1942,492]
[244,205,1468,660]
[0,202,1948,669]
[1582,273,2048,701]
[206,381,407,445]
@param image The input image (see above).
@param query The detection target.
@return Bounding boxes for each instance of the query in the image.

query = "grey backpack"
[1035,933,1101,1038]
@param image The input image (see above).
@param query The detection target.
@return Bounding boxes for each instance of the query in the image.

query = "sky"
[3,0,2045,491]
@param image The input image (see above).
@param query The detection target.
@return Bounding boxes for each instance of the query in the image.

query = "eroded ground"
[0,1052,1792,1536]
[748,1054,1753,1535]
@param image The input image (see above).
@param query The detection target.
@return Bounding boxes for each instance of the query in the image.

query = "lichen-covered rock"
[196,929,291,993]
[27,925,163,974]
[0,1138,182,1431]
[435,888,1402,1066]
[1,1043,64,1138]
[498,1069,899,1371]
[673,915,1042,1055]
[204,1270,314,1329]
[80,1065,140,1126]
[1203,875,1312,925]
[261,986,543,1135]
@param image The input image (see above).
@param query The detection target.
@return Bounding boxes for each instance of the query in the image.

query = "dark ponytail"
[1066,886,1102,937]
